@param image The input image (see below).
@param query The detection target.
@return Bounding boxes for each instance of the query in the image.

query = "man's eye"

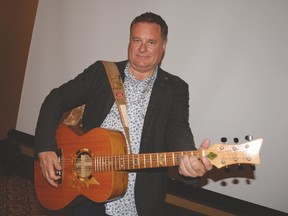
[133,39,141,44]
[148,41,156,45]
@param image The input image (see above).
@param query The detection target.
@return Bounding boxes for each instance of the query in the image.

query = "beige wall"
[0,0,38,139]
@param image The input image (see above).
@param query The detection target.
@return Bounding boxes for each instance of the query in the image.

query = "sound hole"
[75,152,93,179]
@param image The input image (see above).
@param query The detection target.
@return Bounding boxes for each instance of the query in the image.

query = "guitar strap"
[62,61,132,154]
[101,61,132,154]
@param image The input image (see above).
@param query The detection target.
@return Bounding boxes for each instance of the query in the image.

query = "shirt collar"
[125,62,158,82]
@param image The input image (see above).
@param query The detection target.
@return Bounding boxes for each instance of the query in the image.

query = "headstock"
[205,138,263,169]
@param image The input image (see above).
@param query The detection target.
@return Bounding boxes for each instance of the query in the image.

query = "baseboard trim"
[165,193,235,216]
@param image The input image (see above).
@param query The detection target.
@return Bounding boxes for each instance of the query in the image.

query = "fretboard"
[93,151,201,172]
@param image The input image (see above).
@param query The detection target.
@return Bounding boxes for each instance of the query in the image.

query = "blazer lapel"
[142,69,170,132]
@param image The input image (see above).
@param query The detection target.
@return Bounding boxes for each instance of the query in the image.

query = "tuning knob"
[221,137,227,143]
[224,166,231,173]
[238,164,244,170]
[250,164,256,171]
[245,135,253,141]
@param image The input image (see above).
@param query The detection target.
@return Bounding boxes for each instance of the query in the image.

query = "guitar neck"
[94,150,201,172]
[92,138,263,171]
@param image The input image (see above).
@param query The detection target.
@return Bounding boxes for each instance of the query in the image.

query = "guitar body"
[34,124,128,210]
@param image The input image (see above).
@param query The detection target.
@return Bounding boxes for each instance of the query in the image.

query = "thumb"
[199,138,210,150]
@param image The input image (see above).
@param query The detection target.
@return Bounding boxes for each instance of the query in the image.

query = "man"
[35,12,212,216]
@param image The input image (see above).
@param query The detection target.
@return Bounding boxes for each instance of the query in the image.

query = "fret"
[95,157,97,172]
[138,155,140,168]
[104,155,107,171]
[104,156,106,171]
[143,154,146,168]
[99,156,102,171]
[155,153,158,167]
[100,156,103,171]
[111,155,114,171]
[176,153,181,164]
[115,155,118,171]
[156,153,159,167]
[107,155,110,171]
[132,154,135,169]
[158,153,164,167]
[109,155,111,171]
[120,155,124,170]
[113,155,116,171]
[123,155,126,169]
[106,155,109,171]
[166,153,170,166]
[127,155,130,170]
[134,154,138,168]
[94,156,96,172]
[170,152,175,166]
[149,154,152,167]
[109,155,112,171]
[108,155,111,171]
[108,156,111,170]
[117,155,120,170]
[194,151,201,160]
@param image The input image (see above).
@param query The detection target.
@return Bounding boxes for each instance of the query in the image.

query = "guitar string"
[56,151,202,173]
[58,150,201,163]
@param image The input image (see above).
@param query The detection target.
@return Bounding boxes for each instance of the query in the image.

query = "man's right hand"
[38,151,62,187]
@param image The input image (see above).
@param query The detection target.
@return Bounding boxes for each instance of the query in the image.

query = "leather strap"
[101,61,132,154]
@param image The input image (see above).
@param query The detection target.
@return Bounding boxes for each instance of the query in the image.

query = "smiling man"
[128,21,167,80]
[35,12,212,216]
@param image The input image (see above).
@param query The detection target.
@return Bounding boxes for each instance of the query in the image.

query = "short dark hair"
[130,12,168,41]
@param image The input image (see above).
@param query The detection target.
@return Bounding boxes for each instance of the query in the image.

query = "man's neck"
[128,63,158,80]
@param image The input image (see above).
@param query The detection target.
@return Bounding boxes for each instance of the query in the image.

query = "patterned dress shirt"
[102,62,158,216]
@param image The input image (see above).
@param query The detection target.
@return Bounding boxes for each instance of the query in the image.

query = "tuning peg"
[221,137,227,143]
[250,164,256,171]
[224,166,231,173]
[245,135,253,141]
[233,137,239,143]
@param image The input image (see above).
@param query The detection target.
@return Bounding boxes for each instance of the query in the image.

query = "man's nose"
[139,43,148,52]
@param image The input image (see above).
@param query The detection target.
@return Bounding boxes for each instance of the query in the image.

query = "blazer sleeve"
[34,61,106,155]
[165,75,201,185]
[165,76,196,151]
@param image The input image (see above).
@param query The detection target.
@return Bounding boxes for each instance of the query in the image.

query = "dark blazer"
[35,60,196,216]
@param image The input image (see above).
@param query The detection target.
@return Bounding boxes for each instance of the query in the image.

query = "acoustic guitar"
[34,124,263,210]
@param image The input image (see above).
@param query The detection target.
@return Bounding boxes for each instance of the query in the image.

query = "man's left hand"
[178,139,213,177]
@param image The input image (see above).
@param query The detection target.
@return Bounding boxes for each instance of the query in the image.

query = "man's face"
[128,22,166,78]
